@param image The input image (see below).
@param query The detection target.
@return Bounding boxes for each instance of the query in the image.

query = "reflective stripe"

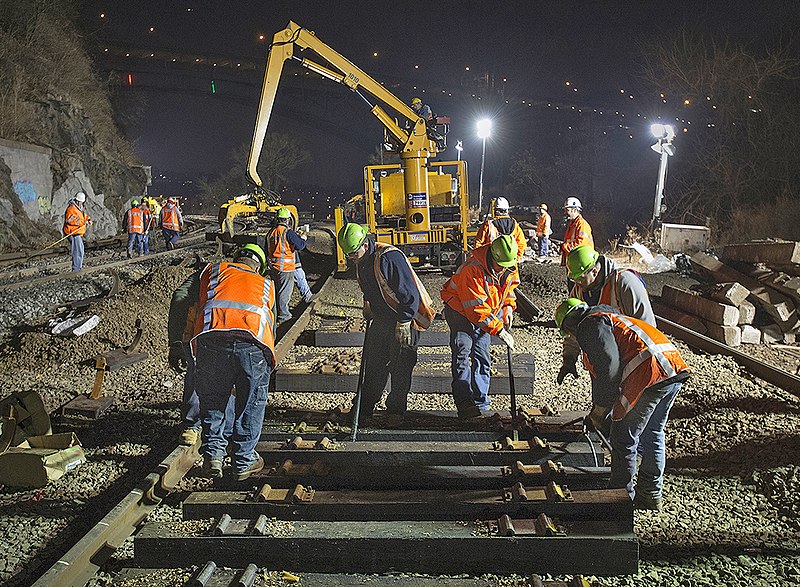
[373,243,434,330]
[478,316,493,327]
[202,264,222,333]
[462,297,487,308]
[257,278,275,339]
[616,315,678,382]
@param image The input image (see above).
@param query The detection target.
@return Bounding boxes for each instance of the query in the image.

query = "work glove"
[168,342,188,374]
[395,321,413,348]
[504,309,513,330]
[584,405,610,432]
[362,300,373,320]
[556,355,579,385]
[498,329,515,351]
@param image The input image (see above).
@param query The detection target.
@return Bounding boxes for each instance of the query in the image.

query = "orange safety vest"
[161,204,182,231]
[561,214,593,265]
[536,211,552,237]
[441,245,520,335]
[372,243,435,330]
[267,225,296,272]
[191,262,276,364]
[63,201,89,236]
[582,312,689,420]
[474,216,527,259]
[126,207,144,234]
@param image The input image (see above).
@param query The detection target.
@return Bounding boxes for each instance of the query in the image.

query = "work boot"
[201,458,223,479]
[180,427,200,446]
[633,494,662,511]
[126,250,132,259]
[235,455,265,481]
[457,403,482,420]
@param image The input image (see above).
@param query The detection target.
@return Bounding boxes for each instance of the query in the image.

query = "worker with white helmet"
[535,203,552,258]
[160,197,184,250]
[561,196,593,267]
[63,191,91,271]
[474,197,527,260]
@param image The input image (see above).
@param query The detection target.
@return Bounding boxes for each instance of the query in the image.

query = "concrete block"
[707,282,750,306]
[652,301,707,334]
[737,300,756,325]
[704,322,741,347]
[661,285,739,326]
[740,325,762,345]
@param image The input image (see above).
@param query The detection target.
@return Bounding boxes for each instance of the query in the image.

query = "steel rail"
[29,269,335,587]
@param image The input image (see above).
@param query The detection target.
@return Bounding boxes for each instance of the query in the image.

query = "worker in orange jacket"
[535,203,552,258]
[560,196,593,266]
[441,235,519,418]
[124,200,145,258]
[168,244,275,481]
[160,197,184,250]
[63,191,91,271]
[555,299,690,510]
[266,208,306,324]
[474,197,527,260]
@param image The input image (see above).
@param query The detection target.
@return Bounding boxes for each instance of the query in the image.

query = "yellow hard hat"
[540,203,547,210]
[411,97,422,105]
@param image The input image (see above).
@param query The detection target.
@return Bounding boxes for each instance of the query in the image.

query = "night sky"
[79,1,797,201]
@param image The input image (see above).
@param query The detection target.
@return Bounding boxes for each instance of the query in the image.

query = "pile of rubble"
[653,241,800,347]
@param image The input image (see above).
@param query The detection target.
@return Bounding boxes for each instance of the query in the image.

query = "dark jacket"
[356,239,419,323]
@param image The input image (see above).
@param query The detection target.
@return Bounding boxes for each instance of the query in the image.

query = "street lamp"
[476,118,492,214]
[455,140,463,161]
[649,123,676,222]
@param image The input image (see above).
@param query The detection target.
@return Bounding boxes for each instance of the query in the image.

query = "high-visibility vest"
[561,214,593,265]
[267,225,296,272]
[372,243,435,330]
[126,207,144,234]
[63,201,89,236]
[161,204,182,230]
[536,211,552,237]
[582,312,689,420]
[475,216,527,259]
[441,246,520,335]
[191,262,276,365]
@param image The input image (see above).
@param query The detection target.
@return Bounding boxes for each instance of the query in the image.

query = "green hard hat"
[276,207,291,220]
[490,235,518,268]
[238,243,267,273]
[566,245,600,280]
[131,199,139,206]
[555,298,588,336]
[337,223,368,254]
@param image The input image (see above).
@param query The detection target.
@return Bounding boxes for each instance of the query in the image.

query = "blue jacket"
[356,239,419,323]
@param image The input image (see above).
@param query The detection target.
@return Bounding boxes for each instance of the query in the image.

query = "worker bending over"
[337,224,434,426]
[560,197,593,267]
[267,208,306,324]
[474,197,527,260]
[558,245,655,384]
[160,197,184,250]
[441,235,518,418]
[535,203,552,258]
[168,244,275,481]
[555,299,690,510]
[63,191,91,272]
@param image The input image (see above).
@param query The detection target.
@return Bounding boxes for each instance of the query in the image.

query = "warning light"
[127,73,133,86]
[211,80,216,94]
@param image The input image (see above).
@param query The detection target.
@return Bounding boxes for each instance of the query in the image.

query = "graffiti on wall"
[13,180,36,204]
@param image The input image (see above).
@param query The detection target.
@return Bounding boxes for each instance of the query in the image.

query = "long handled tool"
[350,319,371,442]
[506,343,518,441]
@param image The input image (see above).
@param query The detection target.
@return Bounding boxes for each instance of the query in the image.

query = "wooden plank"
[315,330,503,347]
[135,519,639,576]
[705,282,750,306]
[703,322,741,347]
[721,241,800,265]
[255,440,602,468]
[652,301,707,334]
[182,487,632,522]
[737,300,756,325]
[740,325,762,345]
[661,285,739,326]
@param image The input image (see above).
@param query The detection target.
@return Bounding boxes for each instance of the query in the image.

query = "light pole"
[476,119,492,214]
[650,123,676,222]
[455,140,463,161]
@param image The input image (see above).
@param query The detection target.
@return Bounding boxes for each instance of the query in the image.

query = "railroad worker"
[123,199,144,258]
[554,299,690,510]
[535,203,552,258]
[169,244,275,481]
[63,191,91,272]
[410,96,432,121]
[139,199,154,254]
[160,197,184,250]
[266,207,306,324]
[560,196,593,268]
[441,235,519,419]
[557,245,655,385]
[474,197,527,260]
[337,223,435,426]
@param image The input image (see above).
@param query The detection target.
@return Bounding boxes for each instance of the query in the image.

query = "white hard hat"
[563,196,582,210]
[495,197,509,211]
[75,192,86,202]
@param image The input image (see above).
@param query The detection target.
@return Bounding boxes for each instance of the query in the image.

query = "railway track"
[30,268,632,586]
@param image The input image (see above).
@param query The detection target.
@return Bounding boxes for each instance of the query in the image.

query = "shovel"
[506,343,518,441]
[350,319,371,442]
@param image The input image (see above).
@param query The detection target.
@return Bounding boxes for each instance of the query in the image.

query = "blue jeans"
[142,232,151,254]
[127,232,142,254]
[294,265,312,302]
[181,343,234,435]
[195,336,272,474]
[69,235,84,271]
[445,305,492,410]
[163,228,180,247]
[272,270,293,322]
[609,381,682,500]
[538,236,549,256]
